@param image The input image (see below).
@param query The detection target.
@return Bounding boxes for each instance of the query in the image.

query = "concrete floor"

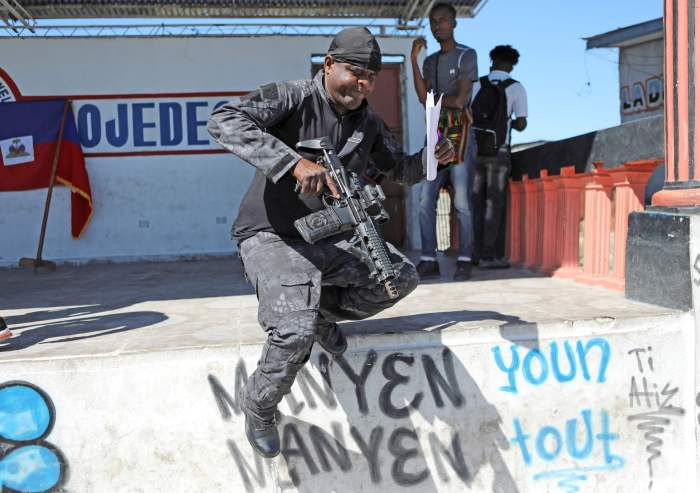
[0,253,676,361]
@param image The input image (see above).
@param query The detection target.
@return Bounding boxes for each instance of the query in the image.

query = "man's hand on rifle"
[435,136,456,166]
[293,158,340,198]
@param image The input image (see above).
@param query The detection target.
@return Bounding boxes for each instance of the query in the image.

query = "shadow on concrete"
[0,307,168,353]
[410,251,548,284]
[467,266,548,282]
[273,313,539,492]
[340,310,539,351]
[0,258,252,352]
[277,345,525,492]
[0,258,253,313]
[275,414,368,491]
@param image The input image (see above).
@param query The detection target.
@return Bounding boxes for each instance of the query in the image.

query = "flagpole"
[19,99,70,272]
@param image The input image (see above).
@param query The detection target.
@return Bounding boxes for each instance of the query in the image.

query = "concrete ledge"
[0,311,694,492]
[0,258,692,492]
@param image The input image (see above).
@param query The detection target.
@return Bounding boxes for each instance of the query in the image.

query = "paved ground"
[0,253,676,361]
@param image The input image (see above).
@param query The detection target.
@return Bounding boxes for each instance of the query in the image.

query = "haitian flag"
[0,99,93,238]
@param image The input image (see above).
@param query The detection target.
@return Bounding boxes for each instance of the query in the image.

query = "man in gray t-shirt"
[422,41,477,104]
[411,2,478,282]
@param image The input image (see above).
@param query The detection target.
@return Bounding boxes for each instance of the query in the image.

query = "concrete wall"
[0,36,425,266]
[1,312,697,492]
[690,215,700,487]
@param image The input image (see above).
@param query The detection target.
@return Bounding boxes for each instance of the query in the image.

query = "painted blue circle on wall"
[0,384,52,442]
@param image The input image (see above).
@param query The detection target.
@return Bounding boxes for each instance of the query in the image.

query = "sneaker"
[416,260,440,279]
[315,319,347,356]
[453,261,472,281]
[480,257,511,269]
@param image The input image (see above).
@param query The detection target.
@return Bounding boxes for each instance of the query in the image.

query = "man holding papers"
[411,2,478,281]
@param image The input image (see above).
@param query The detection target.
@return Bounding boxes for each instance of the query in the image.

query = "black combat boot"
[244,412,280,458]
[239,383,281,458]
[315,318,347,355]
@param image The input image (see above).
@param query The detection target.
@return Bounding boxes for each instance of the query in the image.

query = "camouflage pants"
[238,231,418,422]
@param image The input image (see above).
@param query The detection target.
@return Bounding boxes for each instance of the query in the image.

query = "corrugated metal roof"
[13,0,485,21]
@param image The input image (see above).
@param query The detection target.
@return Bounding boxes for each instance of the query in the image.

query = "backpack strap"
[456,47,470,69]
[431,53,440,93]
[497,78,517,90]
[479,75,492,87]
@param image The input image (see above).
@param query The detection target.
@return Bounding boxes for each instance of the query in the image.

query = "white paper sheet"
[425,90,443,181]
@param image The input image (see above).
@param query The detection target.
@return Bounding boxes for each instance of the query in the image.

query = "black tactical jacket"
[208,70,426,242]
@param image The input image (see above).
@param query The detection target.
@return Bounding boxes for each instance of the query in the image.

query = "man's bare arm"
[442,78,472,110]
[411,38,431,105]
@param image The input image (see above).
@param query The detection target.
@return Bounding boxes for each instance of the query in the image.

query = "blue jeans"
[419,130,476,259]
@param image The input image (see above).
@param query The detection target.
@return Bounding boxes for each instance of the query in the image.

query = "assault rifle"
[293,137,399,299]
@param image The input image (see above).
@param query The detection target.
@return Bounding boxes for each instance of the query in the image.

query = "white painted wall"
[689,215,700,487]
[619,39,664,123]
[0,313,696,492]
[0,36,426,266]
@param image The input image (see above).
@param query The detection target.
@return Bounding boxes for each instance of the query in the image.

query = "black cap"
[327,27,382,72]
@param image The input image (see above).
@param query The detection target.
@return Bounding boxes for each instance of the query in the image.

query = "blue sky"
[447,0,663,144]
[24,0,663,145]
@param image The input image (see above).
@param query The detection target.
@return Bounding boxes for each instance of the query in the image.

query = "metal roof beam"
[419,0,437,23]
[1,0,36,32]
[1,21,426,38]
[10,0,486,20]
[401,0,423,23]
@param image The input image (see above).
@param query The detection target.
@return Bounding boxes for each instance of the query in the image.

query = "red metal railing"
[506,159,662,290]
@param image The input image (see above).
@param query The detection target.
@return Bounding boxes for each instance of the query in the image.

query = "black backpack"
[471,76,516,156]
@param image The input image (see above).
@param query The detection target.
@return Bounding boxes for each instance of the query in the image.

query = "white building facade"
[0,33,425,265]
[586,18,664,124]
